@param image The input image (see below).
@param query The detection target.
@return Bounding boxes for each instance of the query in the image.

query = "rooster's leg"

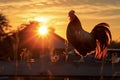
[73,56,84,62]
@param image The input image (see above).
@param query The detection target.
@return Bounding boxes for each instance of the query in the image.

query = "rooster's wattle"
[66,10,112,59]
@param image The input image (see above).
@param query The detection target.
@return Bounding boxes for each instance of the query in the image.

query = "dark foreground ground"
[0,61,120,80]
[0,54,120,80]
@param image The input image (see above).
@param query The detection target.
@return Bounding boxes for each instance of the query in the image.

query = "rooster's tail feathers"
[91,23,112,59]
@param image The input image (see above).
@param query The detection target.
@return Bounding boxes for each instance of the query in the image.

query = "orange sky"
[0,0,120,41]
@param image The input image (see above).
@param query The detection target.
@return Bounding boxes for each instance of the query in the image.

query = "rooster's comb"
[69,10,75,15]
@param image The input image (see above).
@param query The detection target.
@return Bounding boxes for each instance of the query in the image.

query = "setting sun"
[38,25,48,35]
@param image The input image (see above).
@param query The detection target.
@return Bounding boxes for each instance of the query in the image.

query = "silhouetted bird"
[66,10,112,59]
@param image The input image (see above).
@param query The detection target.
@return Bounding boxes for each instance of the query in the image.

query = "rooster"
[66,10,112,59]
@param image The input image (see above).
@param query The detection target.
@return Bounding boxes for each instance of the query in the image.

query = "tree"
[0,13,9,34]
[108,41,120,49]
[0,13,15,60]
[0,13,9,27]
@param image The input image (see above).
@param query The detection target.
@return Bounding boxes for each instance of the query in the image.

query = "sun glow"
[38,25,48,35]
[34,17,49,23]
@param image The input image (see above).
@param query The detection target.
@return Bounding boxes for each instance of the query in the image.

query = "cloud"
[0,0,119,26]
[0,0,119,22]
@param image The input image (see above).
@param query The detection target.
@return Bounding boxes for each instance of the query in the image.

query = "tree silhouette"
[0,13,14,60]
[0,13,9,35]
[0,13,9,29]
[108,41,120,49]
